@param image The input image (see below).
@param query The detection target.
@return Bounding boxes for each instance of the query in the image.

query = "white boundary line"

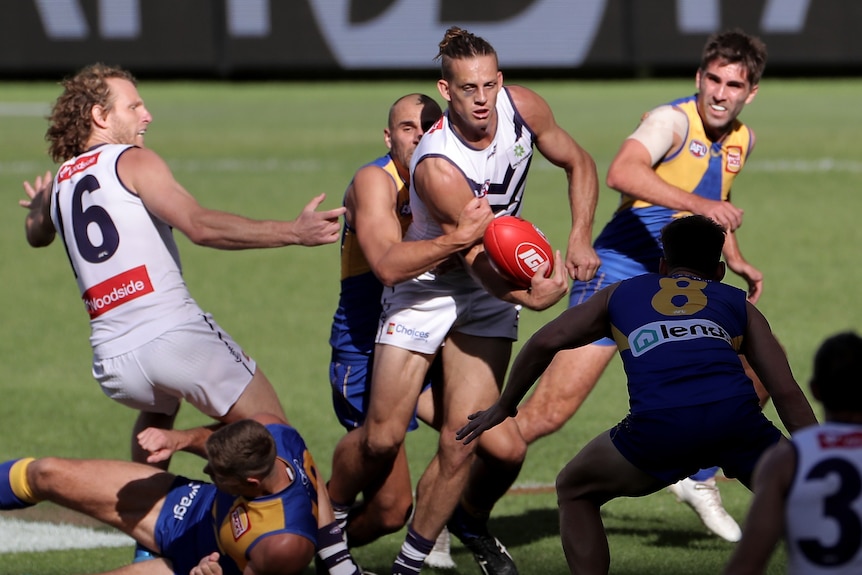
[0,517,132,553]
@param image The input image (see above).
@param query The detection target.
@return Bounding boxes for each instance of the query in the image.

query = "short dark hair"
[701,28,768,86]
[811,331,862,411]
[206,419,277,480]
[435,26,497,81]
[660,215,726,274]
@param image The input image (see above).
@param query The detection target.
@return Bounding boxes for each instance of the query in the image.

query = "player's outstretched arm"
[118,147,345,249]
[458,286,613,444]
[509,85,600,282]
[137,424,222,464]
[743,303,817,433]
[20,170,56,247]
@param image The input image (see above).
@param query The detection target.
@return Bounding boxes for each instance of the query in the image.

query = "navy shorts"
[154,476,220,575]
[609,394,783,485]
[329,351,435,431]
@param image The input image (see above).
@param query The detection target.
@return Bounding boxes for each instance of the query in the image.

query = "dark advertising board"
[1,0,859,77]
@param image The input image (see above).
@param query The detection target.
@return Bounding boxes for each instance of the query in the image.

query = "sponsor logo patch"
[384,322,430,342]
[230,505,251,540]
[818,431,862,449]
[688,140,708,158]
[58,152,101,182]
[725,145,742,173]
[172,481,201,521]
[82,265,154,318]
[628,319,731,357]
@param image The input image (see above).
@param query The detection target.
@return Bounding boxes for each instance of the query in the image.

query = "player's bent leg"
[516,344,616,444]
[3,457,172,553]
[460,417,526,528]
[434,333,518,575]
[347,443,415,546]
[221,367,288,423]
[329,346,430,516]
[556,431,665,575]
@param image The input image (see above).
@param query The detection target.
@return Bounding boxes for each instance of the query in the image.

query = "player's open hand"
[456,403,510,445]
[292,193,347,246]
[19,170,52,210]
[190,552,222,575]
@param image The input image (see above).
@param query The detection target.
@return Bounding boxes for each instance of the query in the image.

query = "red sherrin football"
[483,215,553,288]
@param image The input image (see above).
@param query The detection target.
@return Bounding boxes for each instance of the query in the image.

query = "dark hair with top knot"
[435,26,497,81]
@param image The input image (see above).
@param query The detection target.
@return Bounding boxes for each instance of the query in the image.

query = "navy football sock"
[317,520,360,575]
[392,525,434,575]
[447,502,490,541]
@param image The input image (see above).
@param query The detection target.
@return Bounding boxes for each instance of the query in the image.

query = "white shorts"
[92,313,256,417]
[376,270,519,354]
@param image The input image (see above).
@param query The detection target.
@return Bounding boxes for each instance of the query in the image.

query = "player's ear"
[715,261,726,281]
[437,79,451,102]
[91,104,109,128]
[744,82,760,104]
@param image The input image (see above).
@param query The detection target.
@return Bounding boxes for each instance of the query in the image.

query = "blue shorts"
[329,351,436,431]
[609,394,783,486]
[154,477,220,575]
[568,249,658,346]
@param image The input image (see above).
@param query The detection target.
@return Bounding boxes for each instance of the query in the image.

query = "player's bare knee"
[360,430,403,463]
[478,426,526,466]
[27,457,61,496]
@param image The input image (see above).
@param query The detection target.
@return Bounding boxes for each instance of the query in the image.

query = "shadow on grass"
[488,508,723,550]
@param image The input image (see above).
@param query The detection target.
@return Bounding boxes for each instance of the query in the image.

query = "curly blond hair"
[46,63,136,163]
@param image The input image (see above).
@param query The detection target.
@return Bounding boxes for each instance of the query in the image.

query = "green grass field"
[1,77,860,574]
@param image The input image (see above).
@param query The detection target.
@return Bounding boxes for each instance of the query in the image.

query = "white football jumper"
[785,422,862,575]
[376,88,535,353]
[51,144,203,357]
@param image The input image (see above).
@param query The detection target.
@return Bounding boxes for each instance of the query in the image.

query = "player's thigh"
[556,431,665,503]
[439,332,512,423]
[365,344,432,442]
[222,366,286,422]
[530,344,616,406]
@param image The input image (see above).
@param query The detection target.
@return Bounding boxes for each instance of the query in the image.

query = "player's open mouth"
[710,104,727,112]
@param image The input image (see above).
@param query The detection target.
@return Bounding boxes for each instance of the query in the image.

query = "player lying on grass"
[0,414,361,575]
[458,215,817,575]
